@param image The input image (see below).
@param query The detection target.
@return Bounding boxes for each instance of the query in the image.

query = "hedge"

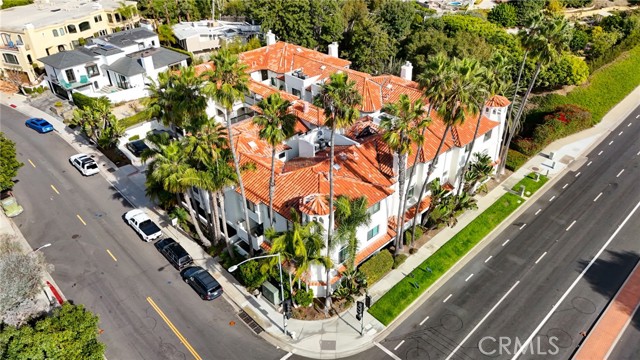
[359,250,394,285]
[120,109,152,129]
[72,92,109,110]
[369,175,548,325]
[393,254,408,270]
[505,149,528,171]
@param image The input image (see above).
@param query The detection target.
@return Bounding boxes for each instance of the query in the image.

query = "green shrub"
[128,135,140,142]
[36,86,46,94]
[294,288,314,307]
[23,87,33,94]
[393,254,408,269]
[487,3,517,28]
[359,250,394,285]
[72,92,94,109]
[404,226,424,245]
[54,101,63,107]
[120,110,152,128]
[219,247,243,269]
[238,261,267,290]
[1,0,33,9]
[505,149,528,171]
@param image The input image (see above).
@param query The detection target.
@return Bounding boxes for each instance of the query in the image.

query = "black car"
[180,266,223,300]
[154,238,193,270]
[126,140,150,157]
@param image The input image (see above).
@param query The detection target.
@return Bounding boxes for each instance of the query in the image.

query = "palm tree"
[498,15,572,176]
[117,1,138,30]
[379,95,425,254]
[333,195,371,272]
[142,139,211,247]
[320,72,362,304]
[253,93,296,227]
[203,49,255,256]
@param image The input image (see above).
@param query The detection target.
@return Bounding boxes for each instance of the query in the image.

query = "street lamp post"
[228,253,287,336]
[31,243,52,253]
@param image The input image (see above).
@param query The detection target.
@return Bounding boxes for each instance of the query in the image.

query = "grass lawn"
[512,172,549,197]
[368,175,548,325]
[120,109,152,129]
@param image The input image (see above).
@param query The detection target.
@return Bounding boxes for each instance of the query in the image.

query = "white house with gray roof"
[172,20,260,53]
[38,28,188,103]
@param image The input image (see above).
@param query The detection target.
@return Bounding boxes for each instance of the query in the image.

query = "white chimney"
[266,30,276,46]
[328,42,339,58]
[303,101,309,113]
[400,61,413,81]
[140,51,154,72]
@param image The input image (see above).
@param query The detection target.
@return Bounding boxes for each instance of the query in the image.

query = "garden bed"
[97,146,131,168]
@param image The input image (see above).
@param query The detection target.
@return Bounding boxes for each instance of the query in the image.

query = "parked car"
[126,140,150,158]
[180,266,223,300]
[25,118,54,133]
[0,191,24,217]
[154,238,193,270]
[124,209,162,242]
[69,154,99,176]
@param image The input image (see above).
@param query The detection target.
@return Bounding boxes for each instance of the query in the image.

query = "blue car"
[25,118,54,133]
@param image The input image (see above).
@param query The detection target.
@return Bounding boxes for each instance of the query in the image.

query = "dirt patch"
[0,80,19,94]
[292,297,352,321]
[98,146,132,168]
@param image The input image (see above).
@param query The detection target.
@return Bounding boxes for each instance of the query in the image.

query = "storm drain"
[238,310,263,335]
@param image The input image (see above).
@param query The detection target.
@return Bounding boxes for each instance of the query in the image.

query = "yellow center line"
[146,297,202,360]
[106,249,117,262]
[28,159,36,168]
[76,214,87,226]
[50,184,60,195]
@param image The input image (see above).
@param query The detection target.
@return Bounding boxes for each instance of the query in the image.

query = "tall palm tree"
[320,72,362,304]
[379,95,425,254]
[203,49,255,256]
[117,1,138,30]
[498,15,572,176]
[333,195,371,272]
[410,57,482,240]
[142,139,211,247]
[253,93,296,227]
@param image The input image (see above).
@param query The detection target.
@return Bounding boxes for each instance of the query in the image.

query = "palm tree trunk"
[219,192,234,259]
[412,125,451,238]
[225,111,254,257]
[325,126,337,311]
[457,101,485,197]
[183,191,211,247]
[209,190,221,244]
[394,153,407,255]
[498,62,542,177]
[269,147,276,227]
[508,51,528,123]
[405,106,430,248]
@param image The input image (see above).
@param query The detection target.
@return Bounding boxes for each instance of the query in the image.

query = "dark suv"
[180,266,223,300]
[154,238,193,270]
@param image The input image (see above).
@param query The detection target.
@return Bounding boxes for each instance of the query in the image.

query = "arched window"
[52,29,59,37]
[79,21,91,32]
[16,35,23,45]
[67,24,77,34]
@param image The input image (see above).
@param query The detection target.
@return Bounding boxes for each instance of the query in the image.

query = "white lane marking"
[443,294,453,303]
[465,274,474,282]
[619,131,624,136]
[535,209,542,215]
[563,183,569,189]
[575,172,581,177]
[485,255,493,263]
[629,122,633,127]
[636,115,640,119]
[419,316,430,326]
[550,195,557,202]
[598,150,603,156]
[446,281,520,360]
[511,201,640,360]
[394,340,406,351]
[374,342,402,360]
[587,161,592,166]
[502,239,510,246]
[535,252,547,264]
[594,192,603,202]
[617,169,625,178]
[519,223,527,230]
[280,353,294,360]
[637,150,640,156]
[566,220,577,231]
[608,141,614,146]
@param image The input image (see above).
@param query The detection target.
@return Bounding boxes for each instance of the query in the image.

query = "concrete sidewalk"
[2,84,639,358]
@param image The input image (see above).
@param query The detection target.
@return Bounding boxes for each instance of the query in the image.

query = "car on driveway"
[154,238,193,270]
[25,118,54,133]
[69,154,99,176]
[1,191,24,217]
[126,140,150,158]
[124,209,163,242]
[180,266,223,300]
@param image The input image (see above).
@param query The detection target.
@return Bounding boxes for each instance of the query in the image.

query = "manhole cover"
[546,328,573,348]
[320,340,336,350]
[572,297,596,314]
[532,167,540,172]
[72,234,80,239]
[440,314,463,332]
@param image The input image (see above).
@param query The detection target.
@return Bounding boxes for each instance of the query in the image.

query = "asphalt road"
[1,104,286,360]
[293,105,640,360]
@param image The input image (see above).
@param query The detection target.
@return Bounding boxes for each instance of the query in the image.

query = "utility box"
[262,281,281,306]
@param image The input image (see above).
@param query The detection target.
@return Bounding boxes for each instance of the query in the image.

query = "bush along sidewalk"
[368,173,548,325]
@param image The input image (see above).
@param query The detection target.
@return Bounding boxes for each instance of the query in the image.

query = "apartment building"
[0,0,139,84]
[172,20,261,54]
[185,35,509,297]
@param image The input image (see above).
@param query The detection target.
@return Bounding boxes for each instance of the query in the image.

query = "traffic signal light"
[356,301,364,321]
[283,299,293,319]
[365,295,371,308]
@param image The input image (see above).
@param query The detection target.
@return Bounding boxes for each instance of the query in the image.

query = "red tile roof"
[239,42,351,74]
[485,95,511,107]
[299,194,331,216]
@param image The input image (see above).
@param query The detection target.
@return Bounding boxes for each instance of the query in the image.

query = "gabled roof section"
[97,28,157,48]
[239,42,351,73]
[485,95,511,107]
[38,50,95,69]
[105,56,145,76]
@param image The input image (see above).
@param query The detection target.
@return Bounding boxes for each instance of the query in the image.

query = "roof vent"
[248,141,258,150]
[333,164,341,170]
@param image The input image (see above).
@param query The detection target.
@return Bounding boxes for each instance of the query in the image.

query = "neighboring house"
[0,0,139,85]
[186,37,509,297]
[38,28,189,102]
[172,20,260,53]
